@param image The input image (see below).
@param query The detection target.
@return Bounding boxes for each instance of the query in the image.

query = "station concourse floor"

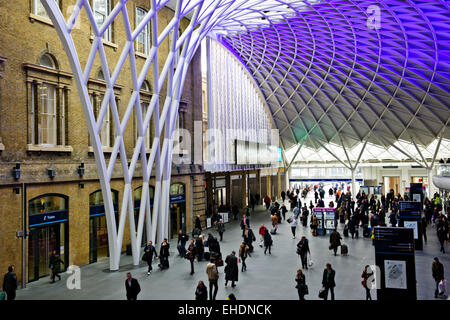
[17,194,450,300]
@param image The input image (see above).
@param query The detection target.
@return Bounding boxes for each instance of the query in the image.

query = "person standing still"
[125,272,141,300]
[322,263,336,300]
[432,257,445,298]
[206,259,219,300]
[2,265,18,300]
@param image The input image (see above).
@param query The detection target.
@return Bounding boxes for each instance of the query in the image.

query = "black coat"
[195,285,208,301]
[160,243,170,257]
[240,218,250,230]
[143,245,158,261]
[2,272,17,292]
[263,232,273,247]
[49,254,64,271]
[225,254,239,282]
[125,278,141,299]
[296,239,310,255]
[322,269,336,288]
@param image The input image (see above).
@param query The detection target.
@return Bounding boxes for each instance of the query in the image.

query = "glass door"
[28,224,62,282]
[90,216,109,264]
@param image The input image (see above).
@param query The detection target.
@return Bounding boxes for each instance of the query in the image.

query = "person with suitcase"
[432,257,445,298]
[329,229,342,256]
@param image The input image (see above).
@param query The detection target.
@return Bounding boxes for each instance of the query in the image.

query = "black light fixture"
[79,183,85,189]
[13,186,20,194]
[77,162,85,177]
[11,162,20,180]
[47,168,56,179]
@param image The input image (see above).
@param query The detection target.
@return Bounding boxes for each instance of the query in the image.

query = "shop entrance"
[383,176,400,195]
[89,189,118,264]
[28,194,69,282]
[170,183,186,238]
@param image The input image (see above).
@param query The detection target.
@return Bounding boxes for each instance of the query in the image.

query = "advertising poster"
[384,260,407,289]
[404,221,418,239]
[206,218,211,228]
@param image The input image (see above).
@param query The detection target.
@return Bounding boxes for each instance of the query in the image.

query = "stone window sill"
[29,13,54,27]
[88,146,114,153]
[27,144,73,153]
[135,52,148,59]
[89,35,118,51]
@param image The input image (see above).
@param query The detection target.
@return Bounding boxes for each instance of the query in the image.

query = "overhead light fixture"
[77,162,85,177]
[47,168,56,179]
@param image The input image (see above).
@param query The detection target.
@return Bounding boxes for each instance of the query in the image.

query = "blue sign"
[29,210,68,227]
[89,203,119,217]
[170,194,185,204]
[399,201,422,219]
[374,227,414,255]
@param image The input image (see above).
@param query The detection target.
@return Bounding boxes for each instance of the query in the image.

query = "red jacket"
[259,226,267,236]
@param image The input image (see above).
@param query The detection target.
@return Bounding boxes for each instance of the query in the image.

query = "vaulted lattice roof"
[216,0,450,155]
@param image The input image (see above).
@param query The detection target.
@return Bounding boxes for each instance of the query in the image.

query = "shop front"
[28,194,69,282]
[89,190,118,264]
[170,183,186,238]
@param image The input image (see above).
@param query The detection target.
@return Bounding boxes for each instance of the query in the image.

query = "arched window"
[97,69,105,81]
[33,0,59,19]
[136,7,151,55]
[39,53,57,69]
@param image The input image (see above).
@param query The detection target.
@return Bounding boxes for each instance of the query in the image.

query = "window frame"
[135,7,151,56]
[93,0,112,42]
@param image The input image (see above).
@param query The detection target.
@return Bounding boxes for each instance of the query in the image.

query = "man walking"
[432,257,445,298]
[297,236,311,270]
[329,228,342,256]
[290,216,298,239]
[206,259,219,300]
[177,230,189,257]
[143,241,158,274]
[224,251,239,288]
[217,219,225,242]
[49,249,64,283]
[2,265,18,300]
[125,272,141,300]
[322,263,336,300]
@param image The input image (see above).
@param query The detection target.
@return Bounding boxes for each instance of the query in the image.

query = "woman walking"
[361,265,374,300]
[159,238,170,270]
[239,242,251,272]
[187,239,197,275]
[290,216,298,239]
[295,269,307,300]
[263,229,273,255]
[296,236,311,270]
[195,281,208,301]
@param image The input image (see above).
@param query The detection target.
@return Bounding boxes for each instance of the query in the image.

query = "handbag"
[439,279,446,294]
[303,284,309,295]
[318,287,326,299]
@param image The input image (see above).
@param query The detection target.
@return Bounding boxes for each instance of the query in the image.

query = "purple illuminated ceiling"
[219,0,450,150]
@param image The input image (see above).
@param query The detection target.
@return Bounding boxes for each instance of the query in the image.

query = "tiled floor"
[16,194,449,300]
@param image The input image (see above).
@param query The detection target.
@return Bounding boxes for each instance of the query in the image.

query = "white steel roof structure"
[40,0,450,270]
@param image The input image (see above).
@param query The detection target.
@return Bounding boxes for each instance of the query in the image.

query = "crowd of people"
[1,184,448,301]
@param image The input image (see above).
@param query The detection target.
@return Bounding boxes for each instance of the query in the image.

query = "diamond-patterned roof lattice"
[218,0,450,152]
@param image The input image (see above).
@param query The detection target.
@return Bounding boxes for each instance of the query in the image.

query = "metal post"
[22,182,27,288]
[351,168,357,200]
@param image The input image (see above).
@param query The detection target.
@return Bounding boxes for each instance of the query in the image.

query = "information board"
[374,227,416,300]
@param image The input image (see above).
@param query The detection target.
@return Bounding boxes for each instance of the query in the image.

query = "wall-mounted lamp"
[47,168,56,179]
[13,187,20,194]
[79,183,84,189]
[11,162,20,180]
[77,162,85,177]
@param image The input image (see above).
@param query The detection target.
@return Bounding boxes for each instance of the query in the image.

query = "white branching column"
[42,0,304,270]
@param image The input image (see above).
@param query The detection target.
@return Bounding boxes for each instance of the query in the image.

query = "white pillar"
[351,168,356,200]
[427,168,433,199]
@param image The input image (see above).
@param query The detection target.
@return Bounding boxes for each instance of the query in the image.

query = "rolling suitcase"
[341,244,348,255]
[270,228,277,234]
